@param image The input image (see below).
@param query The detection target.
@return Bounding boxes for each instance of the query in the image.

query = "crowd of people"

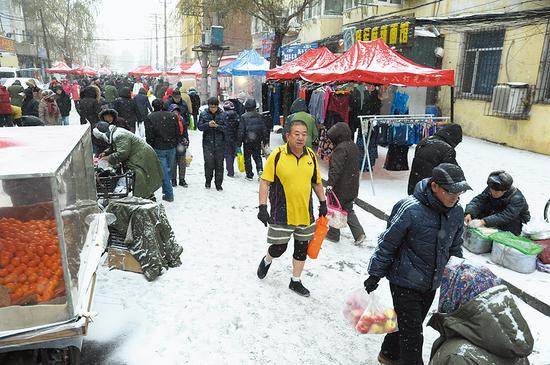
[1,73,538,364]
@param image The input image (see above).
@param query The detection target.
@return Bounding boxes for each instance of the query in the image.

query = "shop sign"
[0,36,16,54]
[354,18,415,47]
[280,43,318,64]
[260,33,275,59]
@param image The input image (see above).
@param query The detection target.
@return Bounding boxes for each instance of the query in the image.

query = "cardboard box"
[107,247,142,274]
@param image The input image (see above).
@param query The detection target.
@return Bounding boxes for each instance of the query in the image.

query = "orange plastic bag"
[307,216,329,259]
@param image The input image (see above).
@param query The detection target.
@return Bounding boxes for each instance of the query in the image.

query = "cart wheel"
[38,347,80,365]
[545,199,550,223]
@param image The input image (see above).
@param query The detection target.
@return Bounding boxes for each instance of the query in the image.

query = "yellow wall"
[181,15,202,62]
[343,5,405,25]
[300,17,343,43]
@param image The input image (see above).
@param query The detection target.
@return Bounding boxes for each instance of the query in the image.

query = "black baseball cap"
[432,163,472,193]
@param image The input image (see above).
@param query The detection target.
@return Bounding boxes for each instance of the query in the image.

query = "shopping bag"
[136,121,146,139]
[343,289,398,335]
[237,148,245,173]
[189,115,195,130]
[326,191,348,229]
[185,154,193,167]
[307,216,329,259]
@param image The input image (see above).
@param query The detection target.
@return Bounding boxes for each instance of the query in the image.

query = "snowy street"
[78,125,550,365]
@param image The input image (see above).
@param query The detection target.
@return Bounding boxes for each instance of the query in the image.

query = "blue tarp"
[218,49,270,76]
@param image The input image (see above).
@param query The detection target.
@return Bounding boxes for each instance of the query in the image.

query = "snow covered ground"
[79,126,550,365]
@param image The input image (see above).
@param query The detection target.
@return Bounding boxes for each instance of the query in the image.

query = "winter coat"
[113,87,140,129]
[224,110,240,145]
[21,88,39,117]
[197,107,227,147]
[0,86,12,115]
[78,86,101,126]
[163,95,186,113]
[155,84,168,99]
[465,187,530,235]
[326,122,360,205]
[54,90,72,117]
[368,178,464,292]
[407,124,463,195]
[189,93,200,116]
[144,110,180,150]
[104,84,118,103]
[38,98,61,125]
[61,80,71,95]
[105,127,163,198]
[8,81,24,107]
[428,285,533,365]
[70,84,81,101]
[134,88,152,121]
[238,110,268,145]
[283,99,318,148]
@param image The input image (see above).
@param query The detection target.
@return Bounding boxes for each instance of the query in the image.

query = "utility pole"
[155,15,159,69]
[163,0,167,72]
[39,9,51,68]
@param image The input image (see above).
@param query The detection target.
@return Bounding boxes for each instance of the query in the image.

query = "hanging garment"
[384,144,409,171]
[308,89,326,123]
[356,128,379,172]
[317,126,334,162]
[327,92,350,124]
[391,90,410,115]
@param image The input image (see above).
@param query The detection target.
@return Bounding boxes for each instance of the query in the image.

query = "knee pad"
[268,243,288,258]
[293,240,308,261]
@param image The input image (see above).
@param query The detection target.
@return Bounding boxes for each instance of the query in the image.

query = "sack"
[488,231,543,256]
[326,191,348,229]
[463,228,495,254]
[189,115,195,130]
[343,289,398,335]
[534,239,550,264]
[307,216,328,259]
[491,241,539,274]
[237,148,245,173]
[185,154,193,167]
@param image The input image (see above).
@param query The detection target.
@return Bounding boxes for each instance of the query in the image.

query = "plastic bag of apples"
[343,289,398,334]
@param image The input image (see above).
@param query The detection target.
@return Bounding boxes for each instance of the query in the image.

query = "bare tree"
[12,0,97,66]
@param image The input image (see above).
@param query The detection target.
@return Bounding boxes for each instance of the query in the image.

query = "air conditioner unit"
[202,30,211,45]
[491,83,529,116]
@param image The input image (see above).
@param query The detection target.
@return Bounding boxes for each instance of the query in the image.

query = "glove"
[364,276,380,294]
[318,200,327,217]
[257,204,270,227]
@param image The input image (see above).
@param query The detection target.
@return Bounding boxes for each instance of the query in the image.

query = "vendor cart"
[0,125,109,364]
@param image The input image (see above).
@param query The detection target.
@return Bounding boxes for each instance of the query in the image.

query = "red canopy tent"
[72,66,97,77]
[46,62,74,74]
[167,63,193,76]
[128,65,162,77]
[300,39,454,87]
[266,47,338,80]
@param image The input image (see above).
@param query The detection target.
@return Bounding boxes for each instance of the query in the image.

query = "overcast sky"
[95,0,177,73]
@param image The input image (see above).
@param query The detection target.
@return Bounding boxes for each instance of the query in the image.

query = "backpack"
[0,86,12,115]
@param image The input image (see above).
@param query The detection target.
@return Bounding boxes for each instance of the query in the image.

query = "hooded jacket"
[21,88,39,117]
[428,285,533,365]
[326,122,360,205]
[104,83,118,103]
[407,124,463,195]
[104,127,163,198]
[54,86,72,117]
[144,110,180,150]
[224,109,240,145]
[368,178,464,292]
[465,187,530,235]
[238,107,267,145]
[113,87,140,130]
[38,96,61,126]
[283,99,318,148]
[78,86,101,126]
[8,80,24,107]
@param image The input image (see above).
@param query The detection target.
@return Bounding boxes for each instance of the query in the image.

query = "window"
[460,30,505,96]
[303,0,321,19]
[324,0,344,15]
[536,23,550,103]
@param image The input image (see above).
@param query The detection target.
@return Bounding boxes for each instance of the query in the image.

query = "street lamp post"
[193,44,229,103]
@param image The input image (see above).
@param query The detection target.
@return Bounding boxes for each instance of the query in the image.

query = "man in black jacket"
[144,99,180,202]
[325,122,365,244]
[365,163,470,365]
[197,97,226,191]
[238,98,268,180]
[407,124,463,195]
[53,86,71,125]
[464,170,530,235]
[134,88,152,123]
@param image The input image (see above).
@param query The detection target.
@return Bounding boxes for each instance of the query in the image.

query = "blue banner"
[280,43,318,64]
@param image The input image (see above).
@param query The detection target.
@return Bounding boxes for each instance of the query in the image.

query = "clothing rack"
[358,114,451,195]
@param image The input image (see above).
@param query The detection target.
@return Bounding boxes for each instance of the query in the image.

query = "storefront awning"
[266,47,338,80]
[300,39,454,87]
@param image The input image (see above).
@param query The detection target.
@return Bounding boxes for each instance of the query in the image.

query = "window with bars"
[460,29,505,97]
[324,0,344,15]
[535,22,550,103]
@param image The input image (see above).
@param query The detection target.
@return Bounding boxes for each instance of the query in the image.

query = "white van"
[0,67,17,79]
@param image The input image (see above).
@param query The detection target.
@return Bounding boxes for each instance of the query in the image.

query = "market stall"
[266,47,338,81]
[128,65,162,78]
[72,66,97,77]
[46,62,74,75]
[0,125,108,360]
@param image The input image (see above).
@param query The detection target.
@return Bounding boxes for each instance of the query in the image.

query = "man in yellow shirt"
[256,120,327,297]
